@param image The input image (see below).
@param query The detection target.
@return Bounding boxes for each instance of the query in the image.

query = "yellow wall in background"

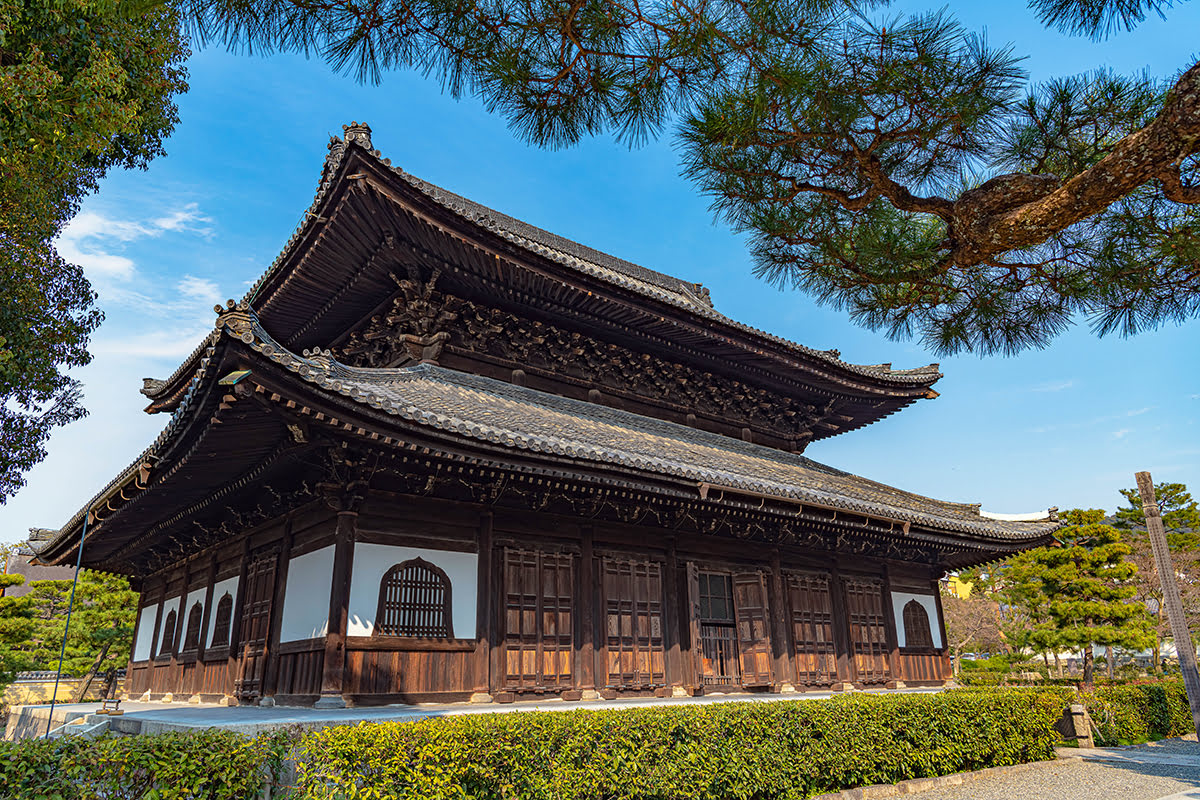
[2,679,107,706]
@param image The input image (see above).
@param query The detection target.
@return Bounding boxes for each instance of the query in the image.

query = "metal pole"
[1135,472,1200,737]
[44,509,89,739]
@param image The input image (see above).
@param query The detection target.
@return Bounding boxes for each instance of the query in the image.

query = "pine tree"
[0,574,34,690]
[185,0,1200,354]
[1014,509,1154,686]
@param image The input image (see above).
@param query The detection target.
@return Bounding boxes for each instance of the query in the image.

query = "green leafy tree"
[0,0,189,500]
[1115,482,1200,548]
[0,573,34,690]
[19,571,137,695]
[187,0,1200,354]
[1008,509,1154,686]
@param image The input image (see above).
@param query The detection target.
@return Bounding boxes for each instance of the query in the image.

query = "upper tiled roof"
[238,123,941,388]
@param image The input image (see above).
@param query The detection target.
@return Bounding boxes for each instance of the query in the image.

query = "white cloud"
[54,204,213,285]
[1030,380,1075,393]
[1112,428,1132,439]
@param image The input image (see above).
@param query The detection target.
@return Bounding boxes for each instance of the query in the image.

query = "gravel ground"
[911,740,1200,800]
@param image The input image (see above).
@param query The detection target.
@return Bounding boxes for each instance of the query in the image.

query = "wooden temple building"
[29,123,1059,707]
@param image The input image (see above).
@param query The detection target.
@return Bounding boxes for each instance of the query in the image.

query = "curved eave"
[240,138,940,414]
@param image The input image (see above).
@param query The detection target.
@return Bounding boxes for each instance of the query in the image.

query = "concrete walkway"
[892,737,1200,800]
[6,685,940,739]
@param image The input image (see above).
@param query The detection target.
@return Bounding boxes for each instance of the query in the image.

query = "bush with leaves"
[0,728,295,799]
[298,690,1065,799]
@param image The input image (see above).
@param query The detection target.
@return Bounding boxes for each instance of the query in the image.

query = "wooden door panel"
[733,572,772,686]
[844,578,890,684]
[786,571,839,686]
[502,548,573,691]
[600,556,666,689]
[235,547,278,701]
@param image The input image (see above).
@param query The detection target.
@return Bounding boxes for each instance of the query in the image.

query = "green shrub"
[1083,680,1194,746]
[298,689,1065,800]
[0,728,294,799]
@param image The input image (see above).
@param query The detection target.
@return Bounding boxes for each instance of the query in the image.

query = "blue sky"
[2,0,1198,544]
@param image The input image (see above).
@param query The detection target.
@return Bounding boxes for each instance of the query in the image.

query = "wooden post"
[317,510,357,707]
[1136,472,1200,736]
[880,566,903,688]
[662,539,684,694]
[576,525,597,699]
[829,566,853,689]
[768,553,795,692]
[472,512,493,702]
[685,561,703,694]
[489,545,505,698]
[931,575,952,682]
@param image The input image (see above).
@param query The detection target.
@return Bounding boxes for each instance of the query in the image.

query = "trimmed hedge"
[1083,681,1194,746]
[298,690,1065,800]
[0,728,292,800]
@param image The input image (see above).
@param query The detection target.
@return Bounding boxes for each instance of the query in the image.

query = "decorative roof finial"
[343,121,372,149]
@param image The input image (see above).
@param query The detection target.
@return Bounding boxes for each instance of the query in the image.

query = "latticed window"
[902,600,934,649]
[159,609,177,657]
[182,602,204,652]
[374,559,454,638]
[210,593,233,647]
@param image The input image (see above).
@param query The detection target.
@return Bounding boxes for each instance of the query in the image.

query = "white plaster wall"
[206,576,240,648]
[892,592,942,648]
[131,605,156,661]
[279,546,334,642]
[347,544,478,638]
[156,595,182,655]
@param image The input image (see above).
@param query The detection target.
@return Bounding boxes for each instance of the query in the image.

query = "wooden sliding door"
[786,571,839,687]
[843,577,890,684]
[600,556,666,689]
[234,546,278,702]
[502,548,574,691]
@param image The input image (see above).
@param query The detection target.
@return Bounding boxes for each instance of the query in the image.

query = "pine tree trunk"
[1083,645,1095,688]
[1106,645,1115,680]
[1054,651,1063,678]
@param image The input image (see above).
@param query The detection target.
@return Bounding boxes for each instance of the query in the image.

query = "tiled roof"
[226,312,1056,541]
[240,123,941,387]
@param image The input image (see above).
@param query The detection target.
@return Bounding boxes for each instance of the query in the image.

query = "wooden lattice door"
[502,548,574,691]
[844,577,891,684]
[600,556,666,689]
[694,571,739,686]
[786,571,839,686]
[235,547,278,701]
[733,572,773,686]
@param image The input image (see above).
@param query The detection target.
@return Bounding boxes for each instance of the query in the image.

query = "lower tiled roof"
[230,313,1058,542]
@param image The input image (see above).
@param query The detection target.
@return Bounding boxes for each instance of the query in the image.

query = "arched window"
[210,593,233,647]
[182,602,204,652]
[160,609,177,657]
[902,599,934,649]
[375,558,453,638]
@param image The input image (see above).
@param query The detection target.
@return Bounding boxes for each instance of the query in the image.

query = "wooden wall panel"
[600,556,666,690]
[344,649,474,695]
[899,651,951,684]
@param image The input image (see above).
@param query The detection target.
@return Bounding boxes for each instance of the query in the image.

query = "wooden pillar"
[147,592,164,662]
[575,525,596,699]
[472,512,494,701]
[829,565,853,688]
[662,539,684,694]
[931,573,951,681]
[768,552,795,691]
[261,520,293,699]
[684,561,703,694]
[880,565,903,688]
[489,543,505,697]
[317,510,357,707]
